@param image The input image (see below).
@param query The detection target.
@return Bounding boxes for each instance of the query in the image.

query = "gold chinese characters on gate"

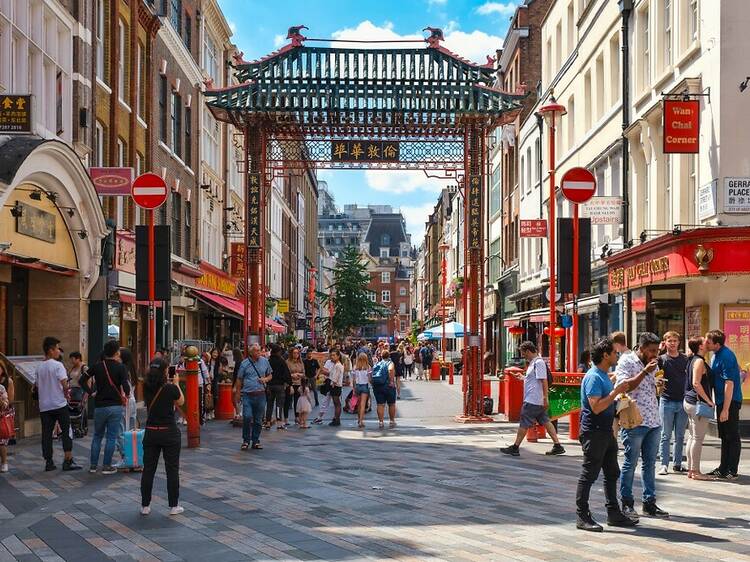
[467,175,482,249]
[331,140,400,163]
[247,172,261,248]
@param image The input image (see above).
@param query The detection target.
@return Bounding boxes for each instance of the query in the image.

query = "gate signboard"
[467,175,482,249]
[247,172,261,247]
[331,140,400,163]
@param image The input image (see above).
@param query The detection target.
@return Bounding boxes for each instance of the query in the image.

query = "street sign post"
[560,167,596,372]
[132,173,168,361]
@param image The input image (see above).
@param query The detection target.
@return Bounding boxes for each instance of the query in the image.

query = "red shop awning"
[117,291,163,307]
[193,290,286,333]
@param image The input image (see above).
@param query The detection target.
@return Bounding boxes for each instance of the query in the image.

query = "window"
[584,70,592,131]
[184,106,191,167]
[381,234,390,245]
[118,19,126,100]
[688,0,698,43]
[184,201,192,259]
[136,43,145,117]
[399,303,406,315]
[184,14,191,50]
[400,320,407,332]
[170,0,182,34]
[380,248,389,258]
[381,271,391,284]
[545,39,552,86]
[202,108,220,171]
[117,138,126,166]
[367,291,376,302]
[595,55,604,119]
[688,154,697,223]
[172,92,182,157]
[640,6,650,89]
[399,287,406,296]
[172,193,182,256]
[490,164,501,215]
[609,34,620,106]
[567,96,575,150]
[203,33,218,84]
[381,290,391,303]
[489,238,501,281]
[555,21,562,72]
[56,70,63,135]
[567,2,575,54]
[159,76,167,142]
[664,155,672,228]
[96,0,105,80]
[663,0,672,68]
[95,121,104,166]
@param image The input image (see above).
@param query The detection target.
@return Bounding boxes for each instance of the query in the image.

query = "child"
[351,353,372,428]
[296,378,313,429]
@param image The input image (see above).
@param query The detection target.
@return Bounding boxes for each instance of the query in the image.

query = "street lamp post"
[308,266,316,348]
[538,96,566,372]
[439,242,450,364]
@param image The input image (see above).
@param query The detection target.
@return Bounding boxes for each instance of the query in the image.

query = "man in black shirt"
[657,331,689,474]
[302,350,320,407]
[81,340,130,474]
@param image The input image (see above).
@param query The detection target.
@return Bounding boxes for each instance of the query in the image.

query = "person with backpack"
[421,344,434,379]
[371,347,397,429]
[500,341,565,457]
[140,358,185,516]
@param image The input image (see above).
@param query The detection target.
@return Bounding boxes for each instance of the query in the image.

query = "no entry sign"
[560,167,596,204]
[132,173,168,210]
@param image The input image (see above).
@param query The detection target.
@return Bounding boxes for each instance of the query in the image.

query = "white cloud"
[228,21,237,34]
[475,2,517,16]
[273,34,285,48]
[428,0,448,5]
[364,170,448,195]
[399,203,437,243]
[330,21,502,65]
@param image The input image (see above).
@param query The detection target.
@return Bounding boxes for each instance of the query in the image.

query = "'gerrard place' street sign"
[560,167,596,205]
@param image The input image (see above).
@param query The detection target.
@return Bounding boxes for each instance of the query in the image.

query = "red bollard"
[448,362,454,385]
[536,424,547,439]
[184,346,201,448]
[526,427,538,442]
[569,410,581,440]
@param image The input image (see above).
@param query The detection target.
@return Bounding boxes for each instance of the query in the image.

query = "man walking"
[234,343,273,450]
[615,332,669,520]
[36,337,82,472]
[81,340,130,474]
[657,331,689,474]
[576,338,634,531]
[705,329,743,479]
[500,341,565,457]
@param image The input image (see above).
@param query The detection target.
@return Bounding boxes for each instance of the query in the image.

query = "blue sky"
[216,0,516,241]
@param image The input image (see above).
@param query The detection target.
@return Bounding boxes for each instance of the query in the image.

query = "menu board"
[685,305,708,340]
[721,305,750,400]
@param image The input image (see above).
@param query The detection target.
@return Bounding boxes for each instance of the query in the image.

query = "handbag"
[695,399,714,419]
[0,408,15,440]
[204,390,214,411]
[102,361,128,407]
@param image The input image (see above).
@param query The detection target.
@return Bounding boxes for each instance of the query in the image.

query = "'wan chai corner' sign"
[663,99,699,154]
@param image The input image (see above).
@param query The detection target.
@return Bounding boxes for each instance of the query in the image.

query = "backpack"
[543,359,554,387]
[371,360,391,385]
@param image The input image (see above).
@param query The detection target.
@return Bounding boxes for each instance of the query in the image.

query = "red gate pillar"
[184,346,200,448]
[244,125,265,353]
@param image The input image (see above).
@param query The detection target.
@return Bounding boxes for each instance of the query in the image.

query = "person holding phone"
[140,359,184,516]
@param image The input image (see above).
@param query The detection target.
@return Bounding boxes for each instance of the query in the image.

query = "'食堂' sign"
[663,99,699,154]
[331,140,400,163]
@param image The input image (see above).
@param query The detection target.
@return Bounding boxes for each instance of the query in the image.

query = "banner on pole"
[247,172,261,248]
[467,175,482,249]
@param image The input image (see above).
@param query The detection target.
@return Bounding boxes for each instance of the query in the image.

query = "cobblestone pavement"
[1,379,749,561]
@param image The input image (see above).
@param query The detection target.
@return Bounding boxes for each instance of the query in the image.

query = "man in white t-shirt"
[312,351,335,424]
[36,336,82,472]
[500,341,565,457]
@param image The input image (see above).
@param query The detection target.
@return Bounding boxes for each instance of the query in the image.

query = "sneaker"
[169,506,185,516]
[62,459,82,472]
[389,421,397,429]
[101,465,117,475]
[500,444,520,457]
[89,466,97,474]
[707,467,724,477]
[45,460,57,472]
[312,418,323,425]
[277,424,287,431]
[621,503,640,522]
[576,512,603,532]
[545,443,565,456]
[140,505,151,516]
[714,471,730,480]
[328,420,341,427]
[658,465,669,475]
[672,465,688,474]
[0,463,8,473]
[642,502,669,518]
[607,510,638,527]
[725,473,739,481]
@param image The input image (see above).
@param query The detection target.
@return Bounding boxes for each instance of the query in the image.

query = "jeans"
[659,398,688,467]
[265,384,286,422]
[684,400,710,473]
[90,405,124,468]
[576,430,620,516]
[141,426,181,507]
[242,393,266,445]
[620,425,660,504]
[40,406,72,462]
[717,401,742,476]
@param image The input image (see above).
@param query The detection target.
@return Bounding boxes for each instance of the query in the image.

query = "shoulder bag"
[102,361,128,407]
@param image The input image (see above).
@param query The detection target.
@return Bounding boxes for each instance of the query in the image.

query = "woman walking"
[684,336,715,480]
[286,347,305,425]
[0,362,14,473]
[328,349,344,426]
[351,353,371,428]
[266,344,292,430]
[403,346,415,380]
[140,359,184,516]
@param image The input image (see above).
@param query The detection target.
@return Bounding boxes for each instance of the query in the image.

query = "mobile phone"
[168,365,176,379]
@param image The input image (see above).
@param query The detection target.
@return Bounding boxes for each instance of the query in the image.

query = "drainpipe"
[535,111,544,268]
[619,0,633,337]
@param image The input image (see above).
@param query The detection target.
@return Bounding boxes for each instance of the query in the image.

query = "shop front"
[606,226,750,421]
[194,261,242,348]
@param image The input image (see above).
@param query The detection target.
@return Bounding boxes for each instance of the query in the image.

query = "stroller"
[68,386,88,438]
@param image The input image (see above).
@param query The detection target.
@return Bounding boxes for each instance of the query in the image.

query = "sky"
[216,0,517,242]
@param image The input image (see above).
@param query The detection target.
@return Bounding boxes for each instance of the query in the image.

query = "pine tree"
[318,246,389,338]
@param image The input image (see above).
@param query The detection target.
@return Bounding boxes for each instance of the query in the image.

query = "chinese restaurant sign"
[16,202,55,243]
[520,219,548,237]
[247,172,261,248]
[467,175,482,249]
[196,262,237,298]
[721,305,750,400]
[663,99,699,154]
[230,242,246,278]
[0,95,32,133]
[90,167,133,196]
[331,140,400,163]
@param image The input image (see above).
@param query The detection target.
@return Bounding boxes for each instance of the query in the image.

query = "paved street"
[1,379,749,562]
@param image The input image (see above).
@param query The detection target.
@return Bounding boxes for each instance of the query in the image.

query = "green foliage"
[318,246,389,338]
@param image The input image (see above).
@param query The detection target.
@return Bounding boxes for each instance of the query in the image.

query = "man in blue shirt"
[706,329,743,479]
[575,337,633,532]
[233,343,273,451]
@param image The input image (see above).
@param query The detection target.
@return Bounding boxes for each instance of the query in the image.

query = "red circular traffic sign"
[560,167,596,204]
[131,172,168,210]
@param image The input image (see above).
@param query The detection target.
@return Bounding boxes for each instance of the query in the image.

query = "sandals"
[240,442,249,451]
[358,422,365,428]
[252,443,263,450]
[378,421,385,429]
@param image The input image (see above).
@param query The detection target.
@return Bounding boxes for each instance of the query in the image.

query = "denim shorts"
[355,383,370,395]
[519,402,549,429]
[372,384,396,405]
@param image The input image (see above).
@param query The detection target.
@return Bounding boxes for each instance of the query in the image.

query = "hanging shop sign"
[467,175,482,249]
[277,299,290,313]
[196,261,238,298]
[697,181,717,220]
[331,140,400,163]
[90,167,134,196]
[230,242,246,278]
[0,95,32,133]
[247,172,261,248]
[663,99,699,154]
[582,197,622,225]
[16,202,56,243]
[520,219,548,237]
[724,177,750,214]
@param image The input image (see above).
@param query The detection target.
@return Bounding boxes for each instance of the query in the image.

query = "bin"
[216,382,235,420]
[430,362,440,381]
[502,367,524,422]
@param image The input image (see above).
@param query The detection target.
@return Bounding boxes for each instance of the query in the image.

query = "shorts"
[355,383,370,395]
[519,402,549,429]
[372,384,396,405]
[330,386,342,398]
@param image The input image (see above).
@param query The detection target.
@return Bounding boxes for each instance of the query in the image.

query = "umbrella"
[422,321,464,339]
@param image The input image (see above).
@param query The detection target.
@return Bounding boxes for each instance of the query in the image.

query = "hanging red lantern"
[508,326,525,335]
[543,325,566,337]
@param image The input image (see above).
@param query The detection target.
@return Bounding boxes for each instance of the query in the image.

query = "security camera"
[0,242,11,252]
